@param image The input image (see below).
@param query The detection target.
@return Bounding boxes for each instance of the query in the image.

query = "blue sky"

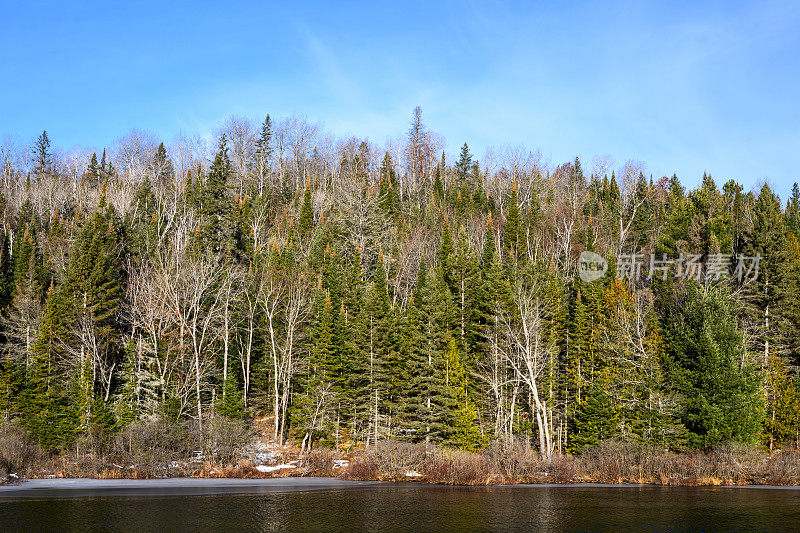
[2,1,799,197]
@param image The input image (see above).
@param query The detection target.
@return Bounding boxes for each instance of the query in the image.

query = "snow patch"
[255,464,297,473]
[246,442,282,465]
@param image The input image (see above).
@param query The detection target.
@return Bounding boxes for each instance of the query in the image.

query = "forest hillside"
[0,108,798,463]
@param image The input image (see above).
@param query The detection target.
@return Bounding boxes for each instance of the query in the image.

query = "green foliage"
[217,373,246,420]
[3,116,800,460]
[299,183,314,240]
[199,135,235,253]
[764,353,799,447]
[32,130,52,176]
[569,384,618,453]
[663,286,764,448]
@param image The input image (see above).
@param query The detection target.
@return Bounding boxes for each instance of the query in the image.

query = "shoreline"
[0,477,382,498]
[6,438,800,489]
[2,477,800,500]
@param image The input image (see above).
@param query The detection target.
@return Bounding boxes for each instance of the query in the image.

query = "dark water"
[2,479,799,532]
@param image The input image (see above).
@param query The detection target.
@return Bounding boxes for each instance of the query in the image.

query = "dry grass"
[421,448,493,485]
[9,417,800,486]
[302,447,338,477]
[10,416,255,480]
[337,439,800,486]
[0,422,45,480]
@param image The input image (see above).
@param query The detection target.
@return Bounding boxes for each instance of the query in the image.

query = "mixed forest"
[1,108,799,461]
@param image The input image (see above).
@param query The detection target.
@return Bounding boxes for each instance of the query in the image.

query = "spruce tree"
[503,183,521,266]
[786,183,800,238]
[31,130,52,177]
[217,372,246,419]
[299,182,314,241]
[663,285,764,447]
[86,153,100,184]
[568,383,617,453]
[253,115,273,196]
[455,143,473,185]
[200,135,235,253]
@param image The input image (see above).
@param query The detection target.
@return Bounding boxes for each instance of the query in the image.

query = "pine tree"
[445,339,484,451]
[455,143,473,185]
[299,182,314,241]
[777,234,800,367]
[439,218,454,288]
[86,153,100,184]
[200,135,234,253]
[742,184,787,379]
[253,115,273,196]
[150,142,174,186]
[217,371,245,419]
[663,285,764,447]
[764,352,799,448]
[3,228,45,366]
[396,262,429,439]
[378,153,400,219]
[568,382,618,453]
[31,130,52,177]
[657,176,692,256]
[629,172,654,250]
[20,286,79,449]
[433,164,444,200]
[786,183,800,238]
[503,183,521,266]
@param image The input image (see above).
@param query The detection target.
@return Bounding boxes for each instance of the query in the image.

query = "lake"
[2,478,799,532]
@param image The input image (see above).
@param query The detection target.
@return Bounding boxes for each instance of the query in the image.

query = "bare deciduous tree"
[499,275,557,459]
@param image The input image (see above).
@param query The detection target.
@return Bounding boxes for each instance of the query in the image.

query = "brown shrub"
[421,447,492,485]
[0,423,45,479]
[579,440,643,482]
[764,448,800,485]
[201,417,253,466]
[112,419,197,477]
[345,454,379,480]
[304,447,337,476]
[484,439,540,483]
[708,442,766,483]
[373,441,425,479]
[340,441,425,481]
[543,454,580,483]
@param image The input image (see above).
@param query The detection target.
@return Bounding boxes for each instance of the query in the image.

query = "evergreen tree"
[19,286,79,449]
[503,183,521,266]
[764,352,799,448]
[299,182,314,241]
[446,339,484,451]
[253,115,273,196]
[86,153,100,184]
[217,371,246,419]
[786,183,800,238]
[31,130,52,177]
[568,383,618,453]
[455,143,473,185]
[200,135,235,253]
[662,285,764,447]
[150,142,174,186]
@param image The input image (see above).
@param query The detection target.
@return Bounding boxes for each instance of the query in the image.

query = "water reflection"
[3,484,800,532]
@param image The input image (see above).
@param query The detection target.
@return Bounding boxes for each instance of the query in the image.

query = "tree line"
[0,109,798,458]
